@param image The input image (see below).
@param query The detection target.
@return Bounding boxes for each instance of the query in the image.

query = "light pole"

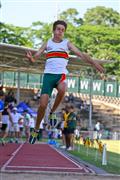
[88,69,94,131]
[80,68,93,131]
[16,70,20,105]
[89,75,93,130]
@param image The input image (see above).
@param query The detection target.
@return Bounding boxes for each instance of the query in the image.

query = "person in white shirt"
[10,107,22,143]
[29,114,35,132]
[94,122,102,139]
[18,116,24,141]
[23,110,31,142]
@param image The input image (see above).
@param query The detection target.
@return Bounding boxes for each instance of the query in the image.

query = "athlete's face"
[53,24,65,40]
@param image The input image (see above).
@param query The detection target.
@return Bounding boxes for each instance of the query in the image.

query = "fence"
[0,71,120,97]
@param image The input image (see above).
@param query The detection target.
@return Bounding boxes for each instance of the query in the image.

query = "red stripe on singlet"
[46,51,69,59]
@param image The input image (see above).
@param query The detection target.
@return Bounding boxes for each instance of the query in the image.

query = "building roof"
[0,43,109,74]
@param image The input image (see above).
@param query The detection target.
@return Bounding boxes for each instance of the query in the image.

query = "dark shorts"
[50,119,57,127]
[62,128,75,135]
[66,128,75,134]
[62,128,68,135]
[1,124,8,131]
[41,73,66,96]
[19,127,23,132]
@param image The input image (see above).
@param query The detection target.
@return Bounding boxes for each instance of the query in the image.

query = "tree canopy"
[0,6,120,79]
[83,6,120,27]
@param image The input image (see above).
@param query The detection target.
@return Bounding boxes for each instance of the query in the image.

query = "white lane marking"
[50,145,94,173]
[50,145,83,169]
[7,165,80,170]
[1,143,24,171]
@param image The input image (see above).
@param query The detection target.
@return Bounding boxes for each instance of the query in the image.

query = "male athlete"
[26,20,104,144]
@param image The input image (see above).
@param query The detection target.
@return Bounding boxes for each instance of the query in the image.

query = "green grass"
[70,144,120,174]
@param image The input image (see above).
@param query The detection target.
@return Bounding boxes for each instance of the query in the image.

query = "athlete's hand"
[26,51,35,63]
[92,60,105,74]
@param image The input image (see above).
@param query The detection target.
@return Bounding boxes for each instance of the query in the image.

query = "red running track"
[0,143,93,173]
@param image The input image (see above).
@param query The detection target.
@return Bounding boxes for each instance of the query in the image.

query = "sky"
[0,0,120,27]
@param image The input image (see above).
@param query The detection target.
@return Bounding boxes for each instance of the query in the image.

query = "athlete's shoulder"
[47,38,52,42]
[63,38,69,43]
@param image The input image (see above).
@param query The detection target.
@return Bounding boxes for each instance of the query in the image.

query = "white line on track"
[1,143,24,171]
[50,145,93,173]
[7,165,80,170]
[50,145,84,170]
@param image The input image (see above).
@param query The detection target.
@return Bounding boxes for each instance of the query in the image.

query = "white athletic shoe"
[61,145,66,149]
[67,146,73,151]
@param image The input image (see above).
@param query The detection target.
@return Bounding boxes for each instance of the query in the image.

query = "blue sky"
[1,0,120,27]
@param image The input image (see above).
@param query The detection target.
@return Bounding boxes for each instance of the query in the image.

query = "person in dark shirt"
[0,103,13,145]
[66,105,77,150]
[5,90,17,108]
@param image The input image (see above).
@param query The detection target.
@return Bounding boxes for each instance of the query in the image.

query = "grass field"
[71,142,120,174]
[101,140,120,154]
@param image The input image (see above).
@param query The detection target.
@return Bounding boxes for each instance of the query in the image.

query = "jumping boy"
[26,20,104,144]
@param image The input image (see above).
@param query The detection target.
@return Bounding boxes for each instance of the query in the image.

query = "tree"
[30,21,52,48]
[0,22,33,47]
[84,6,120,27]
[73,25,120,77]
[59,8,83,26]
[0,6,120,79]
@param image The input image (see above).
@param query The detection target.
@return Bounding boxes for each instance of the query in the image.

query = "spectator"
[94,122,102,139]
[5,90,17,108]
[9,107,22,143]
[29,114,35,132]
[23,110,31,142]
[1,103,13,145]
[18,117,24,142]
[66,105,77,150]
[95,122,100,132]
[0,89,5,136]
[0,89,4,127]
[68,93,74,103]
[74,128,80,140]
[60,108,68,149]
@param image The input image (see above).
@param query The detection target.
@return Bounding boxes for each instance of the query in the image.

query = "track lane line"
[1,143,24,172]
[7,165,80,170]
[50,145,84,170]
[50,145,94,173]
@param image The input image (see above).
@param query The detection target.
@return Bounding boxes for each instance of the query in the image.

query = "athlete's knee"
[57,82,67,92]
[58,87,66,95]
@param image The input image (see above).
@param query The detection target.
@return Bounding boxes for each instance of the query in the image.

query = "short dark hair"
[53,20,67,31]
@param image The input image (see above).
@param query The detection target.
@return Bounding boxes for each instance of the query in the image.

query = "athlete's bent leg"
[50,82,67,113]
[29,94,49,144]
[35,94,49,130]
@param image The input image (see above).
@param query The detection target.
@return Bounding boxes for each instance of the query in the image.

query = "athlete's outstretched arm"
[26,43,47,63]
[68,42,105,73]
